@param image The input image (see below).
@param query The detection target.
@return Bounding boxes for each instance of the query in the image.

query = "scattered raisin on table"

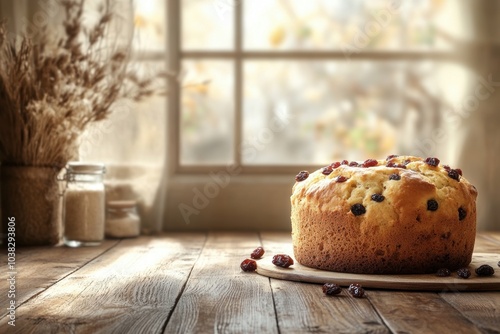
[348,283,362,293]
[457,268,471,279]
[427,199,439,211]
[351,287,365,298]
[351,204,366,216]
[240,259,257,272]
[436,268,451,277]
[475,264,495,277]
[295,171,309,182]
[424,157,440,167]
[323,283,342,296]
[371,193,385,202]
[389,173,401,180]
[458,207,467,221]
[251,247,265,259]
[272,254,294,268]
[348,284,365,298]
[362,159,378,168]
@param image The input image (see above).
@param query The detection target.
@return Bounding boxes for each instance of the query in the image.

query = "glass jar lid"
[67,162,106,174]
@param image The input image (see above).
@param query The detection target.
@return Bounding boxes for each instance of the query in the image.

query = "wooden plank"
[164,232,278,334]
[368,291,483,334]
[271,279,389,334]
[478,232,500,248]
[489,232,500,242]
[0,234,206,333]
[258,231,293,254]
[0,240,119,319]
[260,232,390,334]
[439,292,500,333]
[474,233,500,253]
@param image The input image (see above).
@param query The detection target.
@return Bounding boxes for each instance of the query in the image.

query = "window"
[1,1,497,231]
[3,1,497,230]
[161,0,472,230]
[169,0,463,174]
[79,1,490,230]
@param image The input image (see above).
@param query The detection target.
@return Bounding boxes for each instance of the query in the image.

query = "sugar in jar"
[105,200,140,238]
[63,162,106,247]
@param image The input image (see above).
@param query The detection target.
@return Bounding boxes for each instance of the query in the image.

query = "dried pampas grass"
[0,0,158,168]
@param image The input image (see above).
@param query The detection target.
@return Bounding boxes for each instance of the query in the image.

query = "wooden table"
[1,232,499,333]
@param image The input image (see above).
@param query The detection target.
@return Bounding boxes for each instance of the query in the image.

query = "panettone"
[290,155,477,274]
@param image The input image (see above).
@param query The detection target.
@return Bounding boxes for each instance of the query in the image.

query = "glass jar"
[63,162,106,247]
[105,200,141,238]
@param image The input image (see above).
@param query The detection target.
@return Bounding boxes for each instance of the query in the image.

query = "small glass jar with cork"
[63,162,106,247]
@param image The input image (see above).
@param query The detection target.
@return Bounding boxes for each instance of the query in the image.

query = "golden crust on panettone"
[290,156,477,274]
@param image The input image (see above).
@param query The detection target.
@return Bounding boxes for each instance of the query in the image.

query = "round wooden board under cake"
[256,253,500,291]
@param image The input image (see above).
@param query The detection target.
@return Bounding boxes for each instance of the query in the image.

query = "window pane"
[133,0,167,52]
[182,0,234,50]
[181,60,234,165]
[244,0,454,50]
[243,60,446,165]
